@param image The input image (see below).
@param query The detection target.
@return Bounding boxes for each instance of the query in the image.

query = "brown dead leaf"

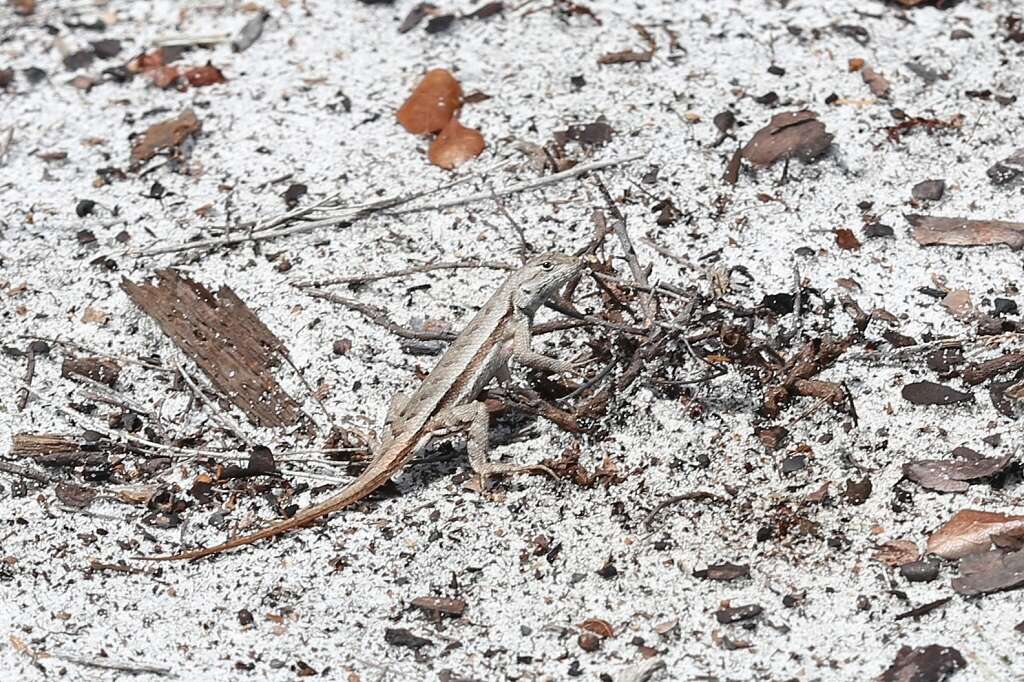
[55,482,96,508]
[428,117,485,169]
[81,306,108,325]
[598,24,656,64]
[942,289,973,319]
[11,0,35,16]
[740,110,833,168]
[127,47,184,74]
[396,68,463,135]
[904,454,1013,493]
[885,114,964,143]
[184,64,226,88]
[872,539,920,567]
[150,65,181,89]
[878,645,966,682]
[861,65,890,98]
[410,596,466,616]
[579,618,614,638]
[847,58,865,72]
[908,214,1024,250]
[901,381,973,406]
[835,228,861,250]
[952,548,1024,596]
[130,109,200,166]
[927,510,1024,560]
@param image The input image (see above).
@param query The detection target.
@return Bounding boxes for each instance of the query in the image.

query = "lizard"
[141,251,586,561]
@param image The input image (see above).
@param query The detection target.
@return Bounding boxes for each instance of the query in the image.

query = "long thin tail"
[136,456,400,561]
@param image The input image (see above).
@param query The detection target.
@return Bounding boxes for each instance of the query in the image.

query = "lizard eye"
[540,260,553,271]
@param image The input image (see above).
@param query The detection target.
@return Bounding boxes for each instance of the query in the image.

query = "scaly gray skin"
[141,252,583,561]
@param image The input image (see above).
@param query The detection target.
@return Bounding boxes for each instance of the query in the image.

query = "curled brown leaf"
[428,116,485,169]
[740,110,833,168]
[927,509,1024,560]
[397,68,463,135]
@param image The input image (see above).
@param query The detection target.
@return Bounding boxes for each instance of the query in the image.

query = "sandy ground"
[2,0,1023,680]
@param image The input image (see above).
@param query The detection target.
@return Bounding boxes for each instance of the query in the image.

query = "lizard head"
[511,252,583,313]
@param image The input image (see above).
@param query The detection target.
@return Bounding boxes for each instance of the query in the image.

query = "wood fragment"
[61,356,121,386]
[908,214,1024,250]
[10,433,113,466]
[962,352,1024,385]
[121,269,306,428]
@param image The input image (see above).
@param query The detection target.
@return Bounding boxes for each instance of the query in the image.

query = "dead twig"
[172,356,252,445]
[49,651,173,677]
[16,343,35,411]
[594,177,658,326]
[490,188,533,261]
[0,460,53,484]
[303,289,458,342]
[0,126,13,167]
[391,153,645,216]
[292,260,515,289]
[643,491,730,529]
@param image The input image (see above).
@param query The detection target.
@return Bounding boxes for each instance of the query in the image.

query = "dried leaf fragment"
[952,548,1024,596]
[903,454,1013,493]
[579,618,614,638]
[878,645,966,682]
[872,540,920,567]
[693,562,750,581]
[908,214,1024,250]
[55,482,96,509]
[183,64,226,88]
[428,117,485,169]
[410,596,465,616]
[835,228,861,250]
[901,381,973,406]
[396,68,462,134]
[598,25,656,64]
[741,110,833,168]
[927,510,1024,559]
[861,65,890,98]
[130,109,200,166]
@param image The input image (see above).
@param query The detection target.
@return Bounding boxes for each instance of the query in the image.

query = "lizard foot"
[474,462,558,490]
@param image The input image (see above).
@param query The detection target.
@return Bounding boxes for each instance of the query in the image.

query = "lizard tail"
[135,459,399,562]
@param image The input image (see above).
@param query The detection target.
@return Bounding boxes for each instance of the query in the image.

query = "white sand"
[1,1,1022,679]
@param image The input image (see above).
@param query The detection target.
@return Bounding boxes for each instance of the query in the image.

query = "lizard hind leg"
[385,391,411,426]
[434,402,555,487]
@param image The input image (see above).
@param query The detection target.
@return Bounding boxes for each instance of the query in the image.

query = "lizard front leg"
[433,402,555,484]
[510,317,575,375]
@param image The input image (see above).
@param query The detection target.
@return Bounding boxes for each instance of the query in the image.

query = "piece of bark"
[908,214,1024,250]
[10,433,112,467]
[962,352,1024,385]
[61,356,121,387]
[121,269,306,428]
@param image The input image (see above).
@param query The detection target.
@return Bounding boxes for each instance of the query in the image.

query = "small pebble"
[900,559,940,583]
[911,179,945,201]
